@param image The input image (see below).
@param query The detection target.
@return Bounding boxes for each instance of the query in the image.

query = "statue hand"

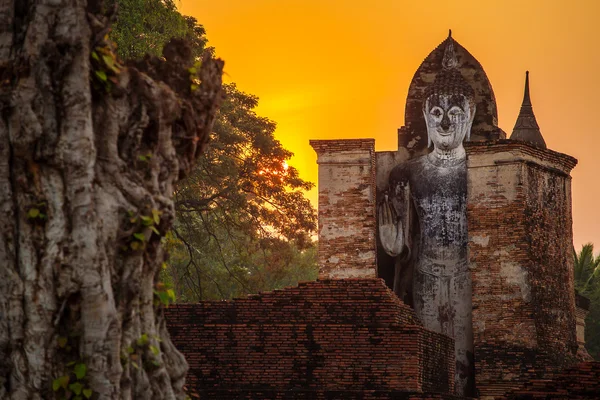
[378,195,405,257]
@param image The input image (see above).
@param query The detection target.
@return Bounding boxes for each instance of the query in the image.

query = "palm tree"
[574,243,600,296]
[574,243,600,360]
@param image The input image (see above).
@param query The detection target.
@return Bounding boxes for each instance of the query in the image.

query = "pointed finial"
[448,29,452,38]
[442,36,458,70]
[510,70,546,148]
[523,70,531,106]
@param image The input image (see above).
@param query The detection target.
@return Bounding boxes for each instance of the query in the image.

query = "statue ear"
[422,99,433,147]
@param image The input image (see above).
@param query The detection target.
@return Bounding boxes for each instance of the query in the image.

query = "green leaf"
[74,363,87,380]
[83,388,93,399]
[131,361,139,370]
[187,67,197,74]
[133,232,146,241]
[66,361,76,367]
[57,336,67,348]
[151,335,162,342]
[190,83,199,92]
[127,346,134,354]
[158,291,170,306]
[137,333,149,346]
[69,382,83,395]
[95,70,107,82]
[138,153,152,162]
[27,208,40,218]
[53,378,61,391]
[149,345,160,356]
[150,226,160,235]
[127,210,134,217]
[91,51,100,61]
[102,53,121,73]
[166,289,176,303]
[152,209,161,224]
[140,215,153,226]
[130,241,142,251]
[58,375,70,389]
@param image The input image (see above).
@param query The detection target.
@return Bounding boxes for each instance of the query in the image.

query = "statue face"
[424,94,474,151]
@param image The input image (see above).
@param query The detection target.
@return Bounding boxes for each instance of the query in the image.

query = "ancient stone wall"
[165,279,456,399]
[310,140,377,279]
[501,361,600,399]
[466,140,578,399]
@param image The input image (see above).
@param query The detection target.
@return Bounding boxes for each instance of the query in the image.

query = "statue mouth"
[437,131,454,136]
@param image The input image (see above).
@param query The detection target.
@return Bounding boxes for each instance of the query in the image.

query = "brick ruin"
[166,279,459,399]
[466,141,580,397]
[309,139,377,279]
[165,34,600,399]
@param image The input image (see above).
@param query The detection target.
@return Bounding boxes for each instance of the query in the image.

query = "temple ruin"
[166,32,599,399]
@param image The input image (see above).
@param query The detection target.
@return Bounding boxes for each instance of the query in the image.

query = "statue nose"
[440,114,451,131]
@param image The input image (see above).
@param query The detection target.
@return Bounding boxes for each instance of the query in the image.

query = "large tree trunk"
[0,1,223,399]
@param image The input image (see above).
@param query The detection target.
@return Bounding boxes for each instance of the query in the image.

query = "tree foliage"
[111,0,318,301]
[574,243,600,360]
[108,0,207,60]
[169,83,318,301]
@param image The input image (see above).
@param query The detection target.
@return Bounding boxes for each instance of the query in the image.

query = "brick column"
[310,139,377,279]
[466,140,578,398]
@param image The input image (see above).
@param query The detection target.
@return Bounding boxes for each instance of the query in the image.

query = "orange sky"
[180,0,600,251]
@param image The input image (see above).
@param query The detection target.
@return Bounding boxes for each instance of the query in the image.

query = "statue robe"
[387,153,473,396]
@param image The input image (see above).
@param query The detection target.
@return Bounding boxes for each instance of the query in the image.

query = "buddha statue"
[378,38,474,396]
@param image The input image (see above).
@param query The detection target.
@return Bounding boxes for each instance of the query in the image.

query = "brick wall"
[166,279,457,399]
[502,361,600,399]
[310,140,377,279]
[465,140,578,399]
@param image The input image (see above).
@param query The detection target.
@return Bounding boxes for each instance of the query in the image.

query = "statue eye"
[430,108,442,117]
[448,107,464,117]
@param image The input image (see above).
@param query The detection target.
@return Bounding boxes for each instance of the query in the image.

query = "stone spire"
[510,71,546,148]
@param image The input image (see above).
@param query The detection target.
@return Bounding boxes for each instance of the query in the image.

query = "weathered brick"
[466,140,579,398]
[310,140,377,279]
[165,279,456,399]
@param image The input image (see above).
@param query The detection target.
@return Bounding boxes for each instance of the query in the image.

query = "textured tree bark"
[0,1,223,399]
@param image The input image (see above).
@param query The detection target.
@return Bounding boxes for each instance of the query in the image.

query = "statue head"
[422,35,476,151]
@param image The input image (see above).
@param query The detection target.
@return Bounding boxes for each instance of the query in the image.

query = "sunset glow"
[180,0,600,249]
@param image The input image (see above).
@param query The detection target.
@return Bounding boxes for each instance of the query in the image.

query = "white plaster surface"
[331,266,377,279]
[470,235,489,247]
[500,261,531,302]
